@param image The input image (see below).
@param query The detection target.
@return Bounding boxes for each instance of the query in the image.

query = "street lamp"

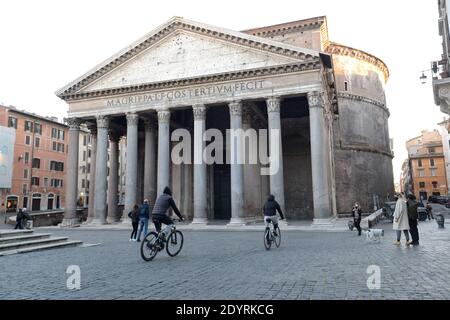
[419,62,439,84]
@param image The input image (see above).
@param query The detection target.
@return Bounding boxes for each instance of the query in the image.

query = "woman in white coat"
[393,193,410,245]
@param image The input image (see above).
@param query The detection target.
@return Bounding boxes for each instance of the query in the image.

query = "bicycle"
[140,218,184,261]
[264,218,281,250]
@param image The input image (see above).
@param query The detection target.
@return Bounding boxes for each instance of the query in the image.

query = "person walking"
[407,194,420,246]
[351,202,362,236]
[393,193,410,245]
[14,209,24,229]
[136,199,151,242]
[128,204,140,241]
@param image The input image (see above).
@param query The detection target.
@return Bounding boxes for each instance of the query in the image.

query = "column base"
[227,217,247,226]
[90,218,108,225]
[191,218,209,225]
[59,218,80,228]
[311,217,337,229]
[86,217,94,224]
[107,217,120,224]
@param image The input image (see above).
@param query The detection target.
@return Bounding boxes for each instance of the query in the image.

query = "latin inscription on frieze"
[106,80,265,107]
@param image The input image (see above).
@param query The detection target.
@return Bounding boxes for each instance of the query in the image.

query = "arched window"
[47,193,55,210]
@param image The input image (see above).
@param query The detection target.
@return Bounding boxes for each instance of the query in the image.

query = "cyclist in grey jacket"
[152,187,184,238]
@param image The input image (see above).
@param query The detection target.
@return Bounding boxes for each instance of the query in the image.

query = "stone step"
[0,240,83,256]
[0,236,69,251]
[0,230,34,238]
[0,233,52,245]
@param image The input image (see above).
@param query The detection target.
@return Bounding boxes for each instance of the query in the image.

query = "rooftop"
[1,104,67,127]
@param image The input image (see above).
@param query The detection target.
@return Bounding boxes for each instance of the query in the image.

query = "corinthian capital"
[66,118,81,130]
[229,101,242,116]
[157,109,171,124]
[192,104,207,120]
[266,96,281,113]
[126,112,139,126]
[307,91,324,109]
[96,115,110,129]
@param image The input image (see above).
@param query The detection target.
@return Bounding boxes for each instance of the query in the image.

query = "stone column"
[61,118,81,227]
[266,96,286,215]
[307,91,333,223]
[86,126,97,223]
[228,101,246,225]
[143,117,157,203]
[123,112,139,222]
[242,107,261,221]
[107,131,120,223]
[92,115,109,224]
[157,109,171,196]
[192,104,208,224]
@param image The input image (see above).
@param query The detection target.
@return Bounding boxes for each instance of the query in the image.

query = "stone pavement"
[0,208,449,300]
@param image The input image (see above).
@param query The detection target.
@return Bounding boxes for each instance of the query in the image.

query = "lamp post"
[419,62,439,84]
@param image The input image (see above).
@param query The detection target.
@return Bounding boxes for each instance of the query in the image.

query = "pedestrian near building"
[407,194,420,246]
[14,209,24,229]
[136,199,151,242]
[128,204,140,241]
[393,193,410,245]
[351,202,362,236]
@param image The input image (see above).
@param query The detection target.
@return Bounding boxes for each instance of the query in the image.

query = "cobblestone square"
[1,209,449,300]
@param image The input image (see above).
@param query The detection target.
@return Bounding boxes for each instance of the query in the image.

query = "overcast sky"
[0,0,443,183]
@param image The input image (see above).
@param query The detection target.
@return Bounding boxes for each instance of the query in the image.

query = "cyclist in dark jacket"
[152,187,184,240]
[263,195,284,236]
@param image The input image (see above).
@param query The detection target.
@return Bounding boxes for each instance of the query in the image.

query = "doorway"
[56,195,60,209]
[47,193,54,210]
[213,164,231,220]
[32,193,41,211]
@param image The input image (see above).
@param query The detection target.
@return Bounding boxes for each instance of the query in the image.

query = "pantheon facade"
[57,16,394,226]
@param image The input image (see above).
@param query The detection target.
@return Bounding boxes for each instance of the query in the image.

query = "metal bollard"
[436,214,445,229]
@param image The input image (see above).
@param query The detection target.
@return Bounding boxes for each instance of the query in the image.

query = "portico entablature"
[66,70,323,119]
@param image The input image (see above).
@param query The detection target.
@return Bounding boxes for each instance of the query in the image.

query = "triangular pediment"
[56,17,320,98]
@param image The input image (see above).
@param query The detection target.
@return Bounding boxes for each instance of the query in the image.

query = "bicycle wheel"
[140,232,159,261]
[274,226,281,248]
[264,228,272,250]
[166,230,184,257]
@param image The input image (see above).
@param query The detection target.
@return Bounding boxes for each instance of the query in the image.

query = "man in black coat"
[407,194,420,245]
[351,202,362,236]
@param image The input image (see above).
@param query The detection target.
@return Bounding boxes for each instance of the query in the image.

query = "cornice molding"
[338,143,394,159]
[325,42,389,82]
[337,92,390,116]
[56,18,320,99]
[242,17,326,38]
[60,61,320,102]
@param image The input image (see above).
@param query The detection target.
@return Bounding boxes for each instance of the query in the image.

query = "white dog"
[362,229,384,242]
